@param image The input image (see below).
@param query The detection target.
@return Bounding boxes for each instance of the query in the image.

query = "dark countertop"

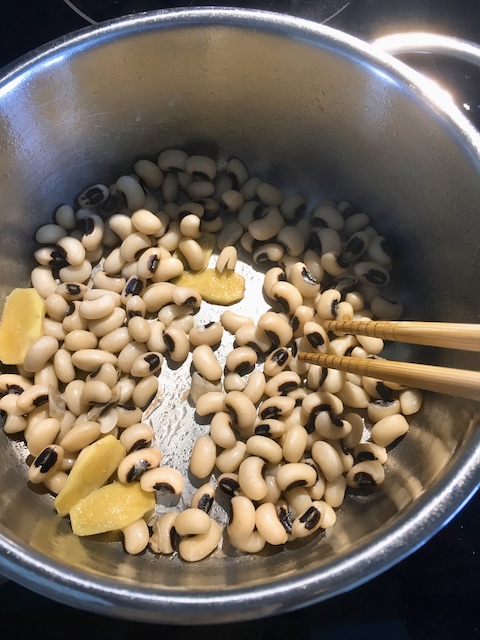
[0,2,479,638]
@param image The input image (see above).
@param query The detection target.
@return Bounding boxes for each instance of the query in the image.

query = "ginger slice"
[55,435,126,517]
[69,482,155,536]
[174,269,245,305]
[0,288,45,365]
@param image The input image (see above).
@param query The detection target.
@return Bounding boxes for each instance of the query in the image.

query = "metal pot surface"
[0,7,479,625]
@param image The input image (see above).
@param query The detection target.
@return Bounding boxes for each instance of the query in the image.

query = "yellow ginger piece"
[0,288,45,365]
[55,435,126,517]
[69,482,155,536]
[174,269,245,305]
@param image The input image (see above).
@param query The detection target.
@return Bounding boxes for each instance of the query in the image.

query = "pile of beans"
[0,150,423,561]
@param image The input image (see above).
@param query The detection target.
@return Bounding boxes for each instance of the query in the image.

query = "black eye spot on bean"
[278,381,298,394]
[0,410,7,429]
[252,204,266,220]
[66,284,81,296]
[6,384,24,395]
[153,482,175,493]
[273,348,289,366]
[33,394,49,407]
[255,422,273,435]
[376,382,393,400]
[98,193,124,217]
[197,494,213,513]
[235,362,254,377]
[147,255,159,273]
[337,255,349,269]
[265,330,280,348]
[225,403,238,424]
[277,506,294,534]
[34,447,58,473]
[331,299,340,317]
[331,413,344,427]
[274,296,289,314]
[379,238,391,258]
[145,353,161,371]
[118,403,138,412]
[218,477,240,496]
[355,451,376,463]
[126,459,151,482]
[78,216,95,236]
[170,526,181,551]
[354,471,376,486]
[259,407,279,420]
[306,331,324,349]
[289,315,300,332]
[345,235,364,259]
[130,439,149,452]
[80,186,108,208]
[285,479,307,491]
[319,368,328,386]
[300,505,321,530]
[365,268,388,286]
[204,321,215,329]
[50,248,68,267]
[202,210,218,222]
[125,278,143,296]
[301,267,318,285]
[309,231,322,253]
[164,334,175,353]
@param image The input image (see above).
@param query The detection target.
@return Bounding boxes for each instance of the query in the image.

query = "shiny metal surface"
[0,7,479,624]
[373,32,480,67]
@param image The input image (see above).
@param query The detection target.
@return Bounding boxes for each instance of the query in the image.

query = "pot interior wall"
[0,15,479,621]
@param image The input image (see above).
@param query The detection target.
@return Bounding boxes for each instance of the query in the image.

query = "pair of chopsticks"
[298,320,480,401]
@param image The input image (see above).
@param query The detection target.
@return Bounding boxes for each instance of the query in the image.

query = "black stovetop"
[1,2,479,638]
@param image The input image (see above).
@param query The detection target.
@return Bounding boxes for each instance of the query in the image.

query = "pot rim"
[0,6,479,624]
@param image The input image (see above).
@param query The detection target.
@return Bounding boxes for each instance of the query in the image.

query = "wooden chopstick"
[297,352,480,401]
[321,319,480,352]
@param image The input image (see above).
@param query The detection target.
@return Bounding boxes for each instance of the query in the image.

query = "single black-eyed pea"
[88,307,126,338]
[227,495,256,540]
[291,501,327,538]
[367,398,401,423]
[275,462,317,492]
[263,347,292,377]
[217,472,241,497]
[254,418,286,439]
[303,321,329,354]
[370,295,403,321]
[209,411,237,449]
[238,456,268,501]
[22,336,59,374]
[117,447,162,483]
[336,381,370,409]
[223,372,247,393]
[242,371,266,405]
[263,266,286,299]
[121,518,150,555]
[59,420,102,452]
[26,417,62,457]
[270,280,303,315]
[258,395,295,421]
[16,384,50,414]
[255,502,288,546]
[370,413,409,447]
[190,434,217,478]
[158,148,188,172]
[81,380,112,405]
[191,483,215,513]
[281,425,308,463]
[225,390,257,430]
[140,467,184,495]
[311,440,344,482]
[130,352,163,378]
[257,311,293,348]
[116,175,146,212]
[246,435,283,464]
[163,325,190,363]
[178,238,205,271]
[178,519,221,563]
[195,392,226,417]
[189,321,223,348]
[215,441,247,474]
[316,288,342,320]
[216,246,238,273]
[399,388,423,415]
[234,325,271,354]
[285,486,313,518]
[264,371,301,397]
[119,422,154,453]
[115,403,143,428]
[192,345,222,382]
[220,310,254,334]
[354,442,388,465]
[314,412,352,441]
[225,346,257,376]
[346,460,385,488]
[28,444,64,484]
[149,512,178,555]
[131,375,159,410]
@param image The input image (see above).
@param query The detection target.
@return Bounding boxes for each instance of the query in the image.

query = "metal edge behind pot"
[0,7,479,624]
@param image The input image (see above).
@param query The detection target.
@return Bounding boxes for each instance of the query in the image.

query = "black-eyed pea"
[26,418,62,457]
[157,222,182,253]
[43,470,69,495]
[131,375,159,410]
[59,421,102,452]
[175,508,212,539]
[225,346,257,376]
[270,280,303,314]
[324,475,347,508]
[275,462,317,492]
[121,518,150,555]
[215,441,247,474]
[311,441,344,482]
[228,530,266,553]
[354,442,388,465]
[227,495,256,540]
[217,472,241,497]
[255,502,288,546]
[140,467,184,495]
[179,213,202,239]
[126,316,151,344]
[2,413,27,435]
[64,329,98,352]
[149,512,178,555]
[61,451,78,472]
[263,347,292,377]
[191,483,215,513]
[281,406,308,431]
[88,308,126,338]
[117,447,162,483]
[185,154,217,180]
[163,325,190,363]
[189,434,216,478]
[336,381,370,409]
[238,456,268,501]
[195,392,226,417]
[353,261,390,288]
[28,444,64,484]
[116,341,148,373]
[282,425,308,463]
[45,293,72,322]
[264,371,301,397]
[303,321,329,354]
[343,212,370,236]
[370,295,403,321]
[116,175,146,212]
[311,202,344,231]
[16,384,50,414]
[225,390,257,430]
[242,371,266,405]
[259,395,295,421]
[291,501,326,538]
[146,320,167,353]
[209,411,237,449]
[178,238,206,271]
[316,289,342,320]
[346,460,385,488]
[158,148,188,172]
[71,349,117,372]
[22,336,59,374]
[191,345,222,382]
[289,305,315,340]
[330,439,354,474]
[287,262,320,298]
[53,348,75,384]
[30,266,59,299]
[33,364,58,391]
[81,380,112,405]
[178,519,221,563]
[115,404,143,428]
[189,321,223,348]
[371,413,409,447]
[257,473,282,505]
[130,352,163,378]
[131,208,163,236]
[257,312,293,348]
[399,388,423,415]
[246,436,283,464]
[315,413,352,441]
[367,399,401,423]
[120,422,154,453]
[220,310,254,334]
[342,412,365,449]
[253,419,286,439]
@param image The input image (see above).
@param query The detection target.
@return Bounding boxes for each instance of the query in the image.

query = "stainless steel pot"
[0,7,479,625]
